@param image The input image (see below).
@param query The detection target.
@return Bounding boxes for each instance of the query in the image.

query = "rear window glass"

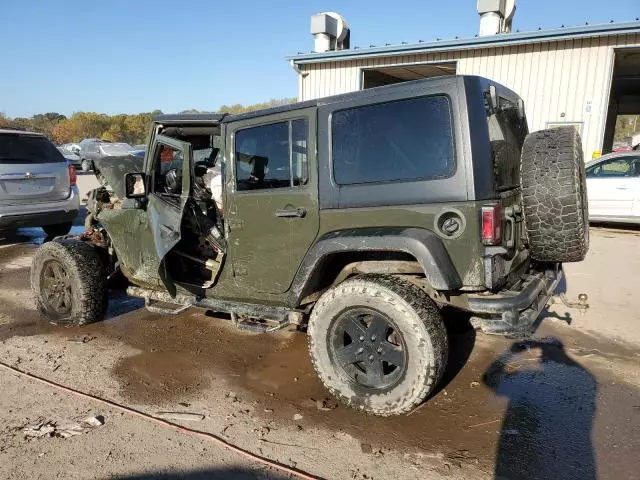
[331,95,455,185]
[486,97,527,191]
[0,134,64,164]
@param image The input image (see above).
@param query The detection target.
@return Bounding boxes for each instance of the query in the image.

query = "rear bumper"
[0,186,80,228]
[467,264,563,334]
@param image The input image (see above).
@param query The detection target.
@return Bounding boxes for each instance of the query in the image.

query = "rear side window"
[331,95,454,185]
[486,97,527,191]
[0,134,64,164]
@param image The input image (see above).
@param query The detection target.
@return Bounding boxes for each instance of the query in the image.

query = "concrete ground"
[0,175,639,479]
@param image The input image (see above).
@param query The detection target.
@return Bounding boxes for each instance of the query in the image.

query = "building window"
[235,119,309,191]
[332,95,454,185]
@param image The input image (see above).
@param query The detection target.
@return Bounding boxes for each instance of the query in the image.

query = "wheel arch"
[287,227,462,307]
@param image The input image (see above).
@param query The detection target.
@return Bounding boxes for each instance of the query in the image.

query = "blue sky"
[1,0,638,117]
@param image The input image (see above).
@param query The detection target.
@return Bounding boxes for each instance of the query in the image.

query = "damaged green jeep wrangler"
[31,76,589,415]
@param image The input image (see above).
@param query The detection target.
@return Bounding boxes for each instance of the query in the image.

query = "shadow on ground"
[485,338,597,480]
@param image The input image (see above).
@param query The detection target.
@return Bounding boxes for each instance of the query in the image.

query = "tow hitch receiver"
[552,293,589,313]
[468,264,588,335]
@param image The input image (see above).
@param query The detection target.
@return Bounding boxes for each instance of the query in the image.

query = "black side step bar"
[126,286,303,333]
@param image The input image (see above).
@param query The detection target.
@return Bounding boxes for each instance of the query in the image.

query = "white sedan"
[586,152,640,224]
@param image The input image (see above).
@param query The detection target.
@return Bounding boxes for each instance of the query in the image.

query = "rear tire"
[520,127,589,262]
[31,239,108,325]
[308,274,448,416]
[42,222,73,238]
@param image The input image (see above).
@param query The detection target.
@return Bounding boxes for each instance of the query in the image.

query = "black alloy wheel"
[329,307,407,391]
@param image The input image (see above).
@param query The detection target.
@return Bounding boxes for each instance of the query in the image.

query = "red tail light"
[482,205,502,245]
[68,165,77,186]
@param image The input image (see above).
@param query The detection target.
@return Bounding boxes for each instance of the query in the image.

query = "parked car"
[56,146,82,167]
[129,144,146,158]
[612,144,633,153]
[31,76,589,416]
[0,129,79,236]
[586,152,640,224]
[78,140,132,172]
[60,143,81,155]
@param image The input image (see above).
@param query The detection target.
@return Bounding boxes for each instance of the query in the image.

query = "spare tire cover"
[520,127,589,263]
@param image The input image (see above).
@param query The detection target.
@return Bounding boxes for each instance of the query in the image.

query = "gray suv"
[0,129,80,236]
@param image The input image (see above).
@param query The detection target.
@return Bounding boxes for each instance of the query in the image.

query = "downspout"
[289,59,309,102]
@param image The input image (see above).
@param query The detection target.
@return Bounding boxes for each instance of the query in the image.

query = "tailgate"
[0,164,70,204]
[0,133,70,204]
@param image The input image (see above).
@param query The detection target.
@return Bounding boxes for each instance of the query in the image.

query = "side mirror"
[125,172,146,198]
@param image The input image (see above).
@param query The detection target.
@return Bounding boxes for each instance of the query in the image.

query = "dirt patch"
[3,228,640,478]
[93,311,638,476]
[3,262,639,475]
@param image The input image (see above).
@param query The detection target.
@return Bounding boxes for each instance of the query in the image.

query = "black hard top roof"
[155,76,513,125]
[154,113,226,124]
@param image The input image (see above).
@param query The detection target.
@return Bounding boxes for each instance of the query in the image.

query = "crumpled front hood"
[93,155,144,199]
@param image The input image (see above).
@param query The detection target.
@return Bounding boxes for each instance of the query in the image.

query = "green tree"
[614,115,640,143]
[1,100,298,147]
[0,113,14,129]
[217,98,296,114]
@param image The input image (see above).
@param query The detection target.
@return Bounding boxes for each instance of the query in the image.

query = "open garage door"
[362,62,456,89]
[602,47,640,153]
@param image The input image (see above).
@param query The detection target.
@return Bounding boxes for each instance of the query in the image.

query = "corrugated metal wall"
[299,34,640,157]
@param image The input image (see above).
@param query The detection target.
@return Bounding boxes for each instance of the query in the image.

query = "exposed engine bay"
[85,123,227,291]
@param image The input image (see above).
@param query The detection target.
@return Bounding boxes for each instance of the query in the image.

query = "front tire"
[31,239,108,325]
[308,274,448,416]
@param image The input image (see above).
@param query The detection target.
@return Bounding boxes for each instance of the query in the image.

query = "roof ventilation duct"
[310,12,350,53]
[477,0,516,36]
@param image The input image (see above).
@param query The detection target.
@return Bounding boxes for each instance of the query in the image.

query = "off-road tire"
[31,239,108,326]
[307,274,448,416]
[520,127,589,262]
[42,222,73,238]
[81,159,90,172]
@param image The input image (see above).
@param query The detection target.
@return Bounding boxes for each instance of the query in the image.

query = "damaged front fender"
[93,155,144,199]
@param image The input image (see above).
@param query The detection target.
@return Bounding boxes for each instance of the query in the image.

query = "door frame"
[222,107,319,294]
[145,134,193,294]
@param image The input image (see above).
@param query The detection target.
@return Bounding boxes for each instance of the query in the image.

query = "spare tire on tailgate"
[520,127,589,263]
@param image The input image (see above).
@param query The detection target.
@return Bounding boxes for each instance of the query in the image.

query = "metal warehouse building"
[288,5,640,159]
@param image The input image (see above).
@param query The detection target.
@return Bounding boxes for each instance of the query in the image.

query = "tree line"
[0,98,296,146]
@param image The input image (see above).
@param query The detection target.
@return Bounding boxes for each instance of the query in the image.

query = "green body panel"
[97,208,164,289]
[223,188,319,293]
[318,203,485,289]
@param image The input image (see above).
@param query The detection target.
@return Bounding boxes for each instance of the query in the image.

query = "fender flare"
[287,227,462,306]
